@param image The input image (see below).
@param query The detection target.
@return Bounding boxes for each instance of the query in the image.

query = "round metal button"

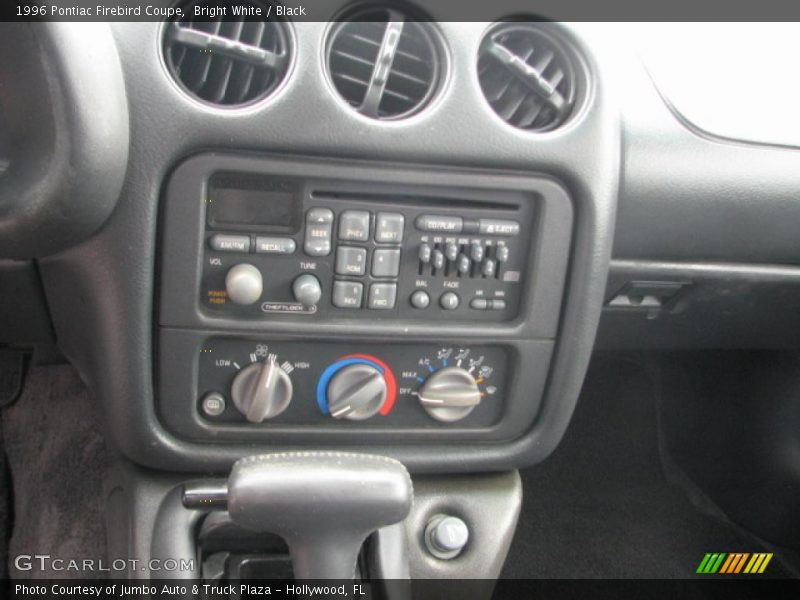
[410,290,430,309]
[440,292,460,310]
[424,514,469,559]
[201,392,226,417]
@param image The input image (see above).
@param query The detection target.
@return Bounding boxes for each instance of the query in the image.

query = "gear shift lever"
[184,452,413,580]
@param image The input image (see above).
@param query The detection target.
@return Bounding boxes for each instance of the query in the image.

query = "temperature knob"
[326,364,387,421]
[230,357,293,422]
[417,367,481,423]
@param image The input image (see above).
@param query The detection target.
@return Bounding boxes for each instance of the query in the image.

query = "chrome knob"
[326,364,387,421]
[230,357,293,422]
[417,367,481,423]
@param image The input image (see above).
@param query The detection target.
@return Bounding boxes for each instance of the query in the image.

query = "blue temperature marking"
[415,376,425,383]
[427,364,435,373]
[316,358,384,414]
[442,358,448,367]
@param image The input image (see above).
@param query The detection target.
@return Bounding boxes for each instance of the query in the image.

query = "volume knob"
[230,357,293,423]
[326,364,387,421]
[417,367,481,423]
[225,264,263,306]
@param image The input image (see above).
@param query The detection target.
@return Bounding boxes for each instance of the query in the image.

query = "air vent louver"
[327,7,442,120]
[164,0,291,107]
[478,24,576,132]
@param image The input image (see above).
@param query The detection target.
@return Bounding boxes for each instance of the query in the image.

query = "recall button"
[255,236,296,255]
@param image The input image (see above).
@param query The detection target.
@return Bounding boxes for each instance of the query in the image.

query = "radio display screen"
[207,173,301,233]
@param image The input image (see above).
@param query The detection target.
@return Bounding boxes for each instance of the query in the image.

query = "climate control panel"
[196,339,507,428]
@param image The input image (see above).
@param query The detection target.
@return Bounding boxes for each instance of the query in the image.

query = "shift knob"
[226,452,413,579]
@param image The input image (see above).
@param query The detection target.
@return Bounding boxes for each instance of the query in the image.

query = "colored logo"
[696,552,773,575]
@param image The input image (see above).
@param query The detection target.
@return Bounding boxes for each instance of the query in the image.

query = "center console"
[158,154,573,448]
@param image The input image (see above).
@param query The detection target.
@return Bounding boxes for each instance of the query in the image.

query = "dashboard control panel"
[159,155,573,448]
[199,173,536,322]
[196,339,508,429]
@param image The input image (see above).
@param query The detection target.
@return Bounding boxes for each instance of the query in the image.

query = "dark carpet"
[502,355,799,579]
[1,365,110,579]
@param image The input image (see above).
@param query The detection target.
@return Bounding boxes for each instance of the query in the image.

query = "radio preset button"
[375,212,405,243]
[415,215,463,233]
[255,236,296,255]
[372,248,401,278]
[332,281,363,308]
[335,246,367,276]
[339,210,371,242]
[368,283,397,309]
[304,208,333,256]
[209,234,250,253]
[444,242,459,262]
[478,219,520,237]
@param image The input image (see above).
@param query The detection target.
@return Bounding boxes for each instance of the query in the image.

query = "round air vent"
[163,0,292,107]
[478,24,577,132]
[326,6,443,120]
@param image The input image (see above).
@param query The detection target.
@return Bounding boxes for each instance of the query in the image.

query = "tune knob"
[326,364,387,421]
[417,367,481,423]
[292,273,322,307]
[230,357,293,423]
[225,263,263,305]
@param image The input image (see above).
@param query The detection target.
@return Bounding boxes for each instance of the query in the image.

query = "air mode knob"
[326,364,387,421]
[230,357,293,423]
[417,367,481,423]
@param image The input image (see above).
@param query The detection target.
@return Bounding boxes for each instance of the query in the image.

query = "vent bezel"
[477,22,581,133]
[161,0,295,110]
[323,4,447,121]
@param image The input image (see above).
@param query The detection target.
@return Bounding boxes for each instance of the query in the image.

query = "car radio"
[199,172,536,322]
